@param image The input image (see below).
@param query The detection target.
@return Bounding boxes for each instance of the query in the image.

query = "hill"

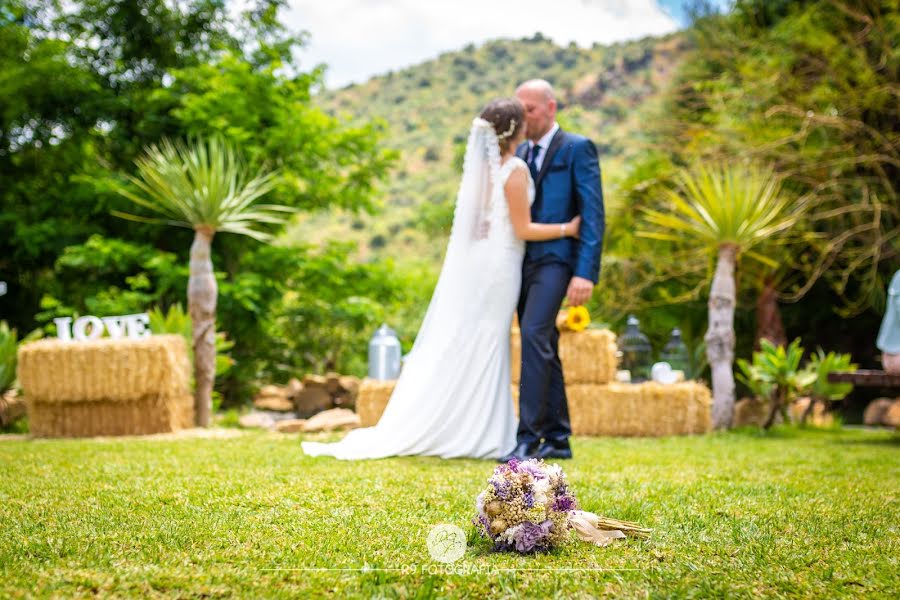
[285,32,690,264]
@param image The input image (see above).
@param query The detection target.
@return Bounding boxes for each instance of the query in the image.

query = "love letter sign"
[54,313,152,341]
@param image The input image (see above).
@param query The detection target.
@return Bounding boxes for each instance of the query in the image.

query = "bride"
[302,98,580,460]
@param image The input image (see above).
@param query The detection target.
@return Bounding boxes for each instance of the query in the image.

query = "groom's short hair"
[516,79,555,102]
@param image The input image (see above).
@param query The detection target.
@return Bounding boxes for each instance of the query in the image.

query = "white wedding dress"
[302,119,534,460]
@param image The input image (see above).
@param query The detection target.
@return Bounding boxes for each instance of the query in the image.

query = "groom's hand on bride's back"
[566,276,593,307]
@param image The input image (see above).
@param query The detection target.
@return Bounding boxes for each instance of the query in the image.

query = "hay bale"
[511,327,617,386]
[18,335,193,438]
[565,382,711,437]
[18,335,189,403]
[357,379,396,427]
[512,381,711,437]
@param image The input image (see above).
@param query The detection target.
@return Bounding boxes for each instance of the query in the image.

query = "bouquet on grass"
[474,458,650,553]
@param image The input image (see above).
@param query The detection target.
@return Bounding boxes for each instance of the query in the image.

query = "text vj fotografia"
[54,313,152,341]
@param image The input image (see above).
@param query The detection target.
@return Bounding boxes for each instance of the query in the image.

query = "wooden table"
[828,370,900,387]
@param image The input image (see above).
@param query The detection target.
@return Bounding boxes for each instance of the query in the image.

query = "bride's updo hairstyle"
[480,98,525,153]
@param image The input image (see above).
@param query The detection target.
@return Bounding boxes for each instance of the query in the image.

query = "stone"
[275,418,308,434]
[238,412,276,430]
[253,395,294,412]
[883,399,900,428]
[286,378,303,400]
[0,389,25,427]
[339,376,361,397]
[294,386,333,417]
[732,397,774,427]
[790,397,833,427]
[863,398,894,426]
[301,408,361,433]
[253,383,294,412]
[302,374,328,388]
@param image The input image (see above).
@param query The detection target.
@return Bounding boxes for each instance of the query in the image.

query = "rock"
[0,389,26,427]
[287,378,303,400]
[275,418,308,434]
[332,394,355,410]
[339,376,360,397]
[302,374,328,388]
[238,412,276,430]
[790,397,833,427]
[863,398,894,426]
[301,408,361,433]
[883,399,900,428]
[294,385,333,417]
[253,383,294,412]
[325,372,343,395]
[253,395,294,412]
[257,384,284,397]
[732,397,774,427]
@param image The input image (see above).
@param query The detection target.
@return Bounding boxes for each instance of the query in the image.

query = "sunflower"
[564,306,590,332]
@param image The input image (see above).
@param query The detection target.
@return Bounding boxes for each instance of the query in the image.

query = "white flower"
[497,524,523,545]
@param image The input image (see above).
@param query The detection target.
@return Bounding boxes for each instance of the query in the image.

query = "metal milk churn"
[368,324,402,380]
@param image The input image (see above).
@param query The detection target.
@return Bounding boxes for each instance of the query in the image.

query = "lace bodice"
[489,156,535,246]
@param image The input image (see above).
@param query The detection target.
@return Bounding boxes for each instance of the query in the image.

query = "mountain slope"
[285,32,690,263]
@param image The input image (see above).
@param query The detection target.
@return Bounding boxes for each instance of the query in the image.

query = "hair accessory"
[497,118,517,141]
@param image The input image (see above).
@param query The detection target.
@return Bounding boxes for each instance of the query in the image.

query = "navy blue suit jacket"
[516,129,605,284]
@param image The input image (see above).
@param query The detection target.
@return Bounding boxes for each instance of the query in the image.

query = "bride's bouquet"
[474,458,651,553]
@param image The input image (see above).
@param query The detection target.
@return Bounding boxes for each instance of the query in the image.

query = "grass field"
[1,427,897,598]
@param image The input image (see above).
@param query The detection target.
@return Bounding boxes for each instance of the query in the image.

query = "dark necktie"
[528,144,541,181]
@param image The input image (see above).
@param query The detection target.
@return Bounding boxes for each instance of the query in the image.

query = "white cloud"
[280,0,679,87]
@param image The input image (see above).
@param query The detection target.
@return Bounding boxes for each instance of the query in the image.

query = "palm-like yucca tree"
[114,137,292,427]
[639,163,806,429]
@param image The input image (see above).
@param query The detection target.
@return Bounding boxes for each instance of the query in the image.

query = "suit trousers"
[516,258,572,446]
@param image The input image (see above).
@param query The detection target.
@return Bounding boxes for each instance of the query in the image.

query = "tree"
[114,136,291,426]
[639,162,806,428]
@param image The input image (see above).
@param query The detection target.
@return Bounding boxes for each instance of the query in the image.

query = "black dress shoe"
[537,440,573,460]
[498,442,539,463]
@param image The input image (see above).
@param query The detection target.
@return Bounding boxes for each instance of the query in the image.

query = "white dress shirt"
[527,122,560,172]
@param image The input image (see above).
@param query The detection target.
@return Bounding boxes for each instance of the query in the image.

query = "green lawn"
[1,427,897,598]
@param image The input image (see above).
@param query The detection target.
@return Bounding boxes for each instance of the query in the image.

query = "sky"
[270,0,730,88]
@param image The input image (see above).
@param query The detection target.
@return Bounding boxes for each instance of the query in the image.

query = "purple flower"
[551,494,576,512]
[520,461,547,480]
[523,490,535,508]
[474,514,492,537]
[512,520,554,553]
[506,458,521,472]
[491,479,511,500]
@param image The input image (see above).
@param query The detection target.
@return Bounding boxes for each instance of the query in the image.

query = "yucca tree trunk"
[188,226,217,427]
[755,278,786,349]
[706,244,737,429]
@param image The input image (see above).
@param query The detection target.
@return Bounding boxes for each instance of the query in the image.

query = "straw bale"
[18,335,190,403]
[565,382,711,436]
[512,381,710,436]
[357,379,396,427]
[350,377,710,437]
[510,327,617,385]
[18,335,193,438]
[27,393,193,438]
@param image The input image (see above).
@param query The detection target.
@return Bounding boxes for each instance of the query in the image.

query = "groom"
[501,79,605,462]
